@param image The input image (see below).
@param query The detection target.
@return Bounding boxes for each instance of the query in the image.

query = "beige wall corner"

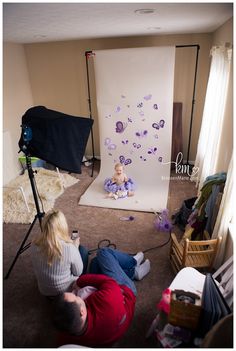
[3,42,34,184]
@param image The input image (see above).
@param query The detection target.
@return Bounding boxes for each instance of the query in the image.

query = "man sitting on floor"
[54,247,150,347]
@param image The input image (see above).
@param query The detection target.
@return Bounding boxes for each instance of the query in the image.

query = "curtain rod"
[85,45,200,55]
[176,44,200,49]
[85,43,200,56]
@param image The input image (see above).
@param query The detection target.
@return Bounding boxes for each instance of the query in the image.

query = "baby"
[104,163,135,199]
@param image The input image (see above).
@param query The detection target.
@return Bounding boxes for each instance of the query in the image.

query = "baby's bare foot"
[105,193,113,198]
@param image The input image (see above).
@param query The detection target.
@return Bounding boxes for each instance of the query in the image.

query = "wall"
[24,33,213,162]
[3,20,232,182]
[3,43,34,184]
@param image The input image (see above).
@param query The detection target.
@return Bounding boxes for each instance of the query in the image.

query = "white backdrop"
[79,47,175,212]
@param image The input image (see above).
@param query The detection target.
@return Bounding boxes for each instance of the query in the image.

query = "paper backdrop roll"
[79,46,175,212]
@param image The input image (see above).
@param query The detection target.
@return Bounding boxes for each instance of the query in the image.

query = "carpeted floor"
[3,161,197,348]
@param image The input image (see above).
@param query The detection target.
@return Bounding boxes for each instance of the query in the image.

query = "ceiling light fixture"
[135,9,156,15]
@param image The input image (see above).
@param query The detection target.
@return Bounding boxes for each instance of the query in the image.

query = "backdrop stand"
[4,155,44,279]
[85,50,99,177]
[85,45,200,171]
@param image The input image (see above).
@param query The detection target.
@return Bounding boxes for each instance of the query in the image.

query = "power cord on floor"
[88,230,171,256]
[88,239,117,255]
[143,230,171,254]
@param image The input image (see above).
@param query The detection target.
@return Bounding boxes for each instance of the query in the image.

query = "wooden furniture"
[169,232,222,273]
[146,255,233,341]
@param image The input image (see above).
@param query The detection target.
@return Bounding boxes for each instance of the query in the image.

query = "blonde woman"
[31,209,88,297]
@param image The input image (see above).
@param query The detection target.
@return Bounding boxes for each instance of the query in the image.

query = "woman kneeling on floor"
[31,209,88,297]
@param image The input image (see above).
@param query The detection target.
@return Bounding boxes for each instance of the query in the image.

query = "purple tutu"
[104,177,136,193]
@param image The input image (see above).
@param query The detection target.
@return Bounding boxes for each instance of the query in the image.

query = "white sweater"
[31,240,83,296]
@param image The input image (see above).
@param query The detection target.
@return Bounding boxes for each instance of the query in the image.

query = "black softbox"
[19,106,93,173]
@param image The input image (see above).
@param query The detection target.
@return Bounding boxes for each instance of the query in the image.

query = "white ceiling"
[3,2,233,44]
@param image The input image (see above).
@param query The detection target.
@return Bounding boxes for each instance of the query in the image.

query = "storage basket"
[168,290,202,330]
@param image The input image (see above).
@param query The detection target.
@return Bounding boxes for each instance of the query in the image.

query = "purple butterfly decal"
[119,155,132,166]
[144,94,152,101]
[104,138,116,151]
[153,104,159,110]
[115,106,121,113]
[128,117,133,123]
[140,156,147,161]
[152,123,160,130]
[122,140,129,145]
[158,157,163,162]
[116,121,127,133]
[133,142,141,149]
[105,114,112,118]
[148,147,157,155]
[159,119,165,128]
[136,130,148,138]
[137,102,143,108]
[152,119,165,130]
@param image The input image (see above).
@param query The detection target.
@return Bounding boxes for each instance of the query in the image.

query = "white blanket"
[3,168,79,224]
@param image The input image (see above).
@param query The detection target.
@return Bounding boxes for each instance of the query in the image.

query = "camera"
[71,230,80,240]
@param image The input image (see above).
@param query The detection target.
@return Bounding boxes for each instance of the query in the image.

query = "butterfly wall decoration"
[152,119,165,130]
[116,121,128,133]
[144,94,152,101]
[133,142,141,149]
[148,147,157,155]
[104,138,116,151]
[137,102,143,108]
[115,106,121,113]
[119,155,132,166]
[135,130,148,138]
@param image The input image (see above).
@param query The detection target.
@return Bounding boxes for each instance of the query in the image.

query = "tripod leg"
[4,215,38,279]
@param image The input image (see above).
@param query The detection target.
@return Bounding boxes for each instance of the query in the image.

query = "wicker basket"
[168,290,202,330]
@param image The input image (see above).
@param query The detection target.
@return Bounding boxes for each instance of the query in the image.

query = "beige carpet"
[3,168,79,224]
[3,162,197,348]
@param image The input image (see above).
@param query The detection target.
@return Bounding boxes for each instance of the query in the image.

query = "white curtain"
[212,157,233,268]
[192,46,232,188]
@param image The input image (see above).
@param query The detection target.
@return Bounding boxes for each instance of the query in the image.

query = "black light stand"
[85,50,99,177]
[176,44,200,166]
[4,154,45,279]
